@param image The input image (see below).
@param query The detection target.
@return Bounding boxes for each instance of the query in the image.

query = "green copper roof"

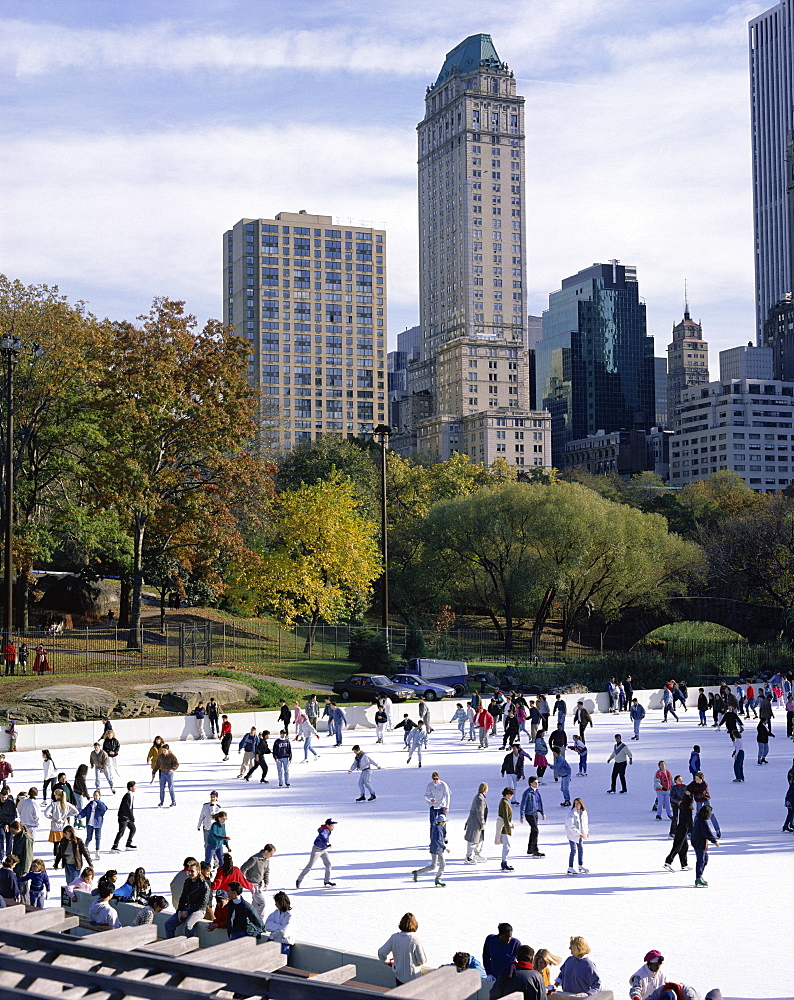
[434,34,505,87]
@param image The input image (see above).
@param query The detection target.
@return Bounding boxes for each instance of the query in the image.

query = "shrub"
[348,627,392,671]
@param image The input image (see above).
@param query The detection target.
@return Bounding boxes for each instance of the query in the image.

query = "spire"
[683,279,690,321]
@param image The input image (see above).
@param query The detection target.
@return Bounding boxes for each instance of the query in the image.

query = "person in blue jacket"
[237,728,260,778]
[412,814,449,887]
[551,749,572,806]
[692,803,719,887]
[688,745,701,779]
[482,923,521,981]
[449,951,487,978]
[78,789,108,859]
[295,818,336,888]
[629,699,645,740]
[272,731,292,787]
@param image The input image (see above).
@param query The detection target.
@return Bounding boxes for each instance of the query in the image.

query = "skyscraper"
[223,211,387,452]
[666,303,709,421]
[412,35,549,469]
[749,1,794,336]
[535,262,655,466]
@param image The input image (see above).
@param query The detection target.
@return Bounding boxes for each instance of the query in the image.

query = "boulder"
[137,679,257,715]
[19,684,119,721]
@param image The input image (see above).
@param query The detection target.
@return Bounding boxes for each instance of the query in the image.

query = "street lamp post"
[1,335,43,651]
[373,424,391,638]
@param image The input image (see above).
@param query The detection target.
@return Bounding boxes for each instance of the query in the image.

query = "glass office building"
[536,262,655,466]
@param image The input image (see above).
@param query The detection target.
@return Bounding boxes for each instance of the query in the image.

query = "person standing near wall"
[220,716,233,761]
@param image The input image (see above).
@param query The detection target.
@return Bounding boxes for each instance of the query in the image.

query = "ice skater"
[464,782,488,863]
[629,698,645,739]
[606,734,632,793]
[406,720,428,767]
[496,786,514,871]
[519,776,545,858]
[424,771,450,832]
[533,732,549,782]
[374,706,387,743]
[568,735,588,775]
[688,745,701,780]
[295,818,336,888]
[661,687,678,723]
[654,761,673,821]
[551,748,571,806]
[664,790,693,872]
[731,732,745,782]
[450,703,467,741]
[349,745,380,801]
[757,720,774,763]
[501,744,528,803]
[394,714,416,746]
[412,815,449,887]
[272,730,292,786]
[565,797,589,874]
[692,803,719,887]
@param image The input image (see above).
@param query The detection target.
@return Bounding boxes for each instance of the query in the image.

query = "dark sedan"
[331,673,416,702]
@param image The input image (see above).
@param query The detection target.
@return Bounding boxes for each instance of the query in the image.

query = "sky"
[0,0,772,367]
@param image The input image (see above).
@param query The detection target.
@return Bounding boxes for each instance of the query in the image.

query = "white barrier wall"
[2,703,376,752]
[3,687,727,752]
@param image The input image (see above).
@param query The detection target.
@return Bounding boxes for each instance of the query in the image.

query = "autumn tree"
[251,477,381,653]
[83,298,261,647]
[0,275,110,624]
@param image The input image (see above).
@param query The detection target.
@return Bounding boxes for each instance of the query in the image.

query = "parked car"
[391,673,455,701]
[331,673,416,702]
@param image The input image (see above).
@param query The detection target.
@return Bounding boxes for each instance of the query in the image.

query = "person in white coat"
[262,891,294,949]
[424,772,451,833]
[565,797,589,874]
[383,696,393,731]
[196,791,222,850]
[629,950,665,999]
[378,912,427,985]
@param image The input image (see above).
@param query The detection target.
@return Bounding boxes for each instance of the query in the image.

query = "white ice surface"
[7,707,794,1000]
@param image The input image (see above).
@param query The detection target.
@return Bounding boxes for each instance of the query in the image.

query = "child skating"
[412,815,450,887]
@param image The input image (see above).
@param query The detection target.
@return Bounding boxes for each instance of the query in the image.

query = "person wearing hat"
[295,819,336,888]
[411,814,449,888]
[647,985,704,1000]
[629,950,665,998]
[349,746,381,802]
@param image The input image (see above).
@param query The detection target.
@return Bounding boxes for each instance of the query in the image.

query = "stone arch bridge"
[585,597,786,651]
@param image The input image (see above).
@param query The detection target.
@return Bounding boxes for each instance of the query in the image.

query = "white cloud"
[0,124,419,328]
[0,0,770,362]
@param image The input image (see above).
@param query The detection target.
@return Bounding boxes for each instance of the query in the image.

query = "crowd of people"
[0,677,789,997]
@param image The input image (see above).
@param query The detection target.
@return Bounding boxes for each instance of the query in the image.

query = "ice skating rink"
[9,707,792,999]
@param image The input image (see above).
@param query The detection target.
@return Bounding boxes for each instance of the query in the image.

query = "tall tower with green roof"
[410,36,548,470]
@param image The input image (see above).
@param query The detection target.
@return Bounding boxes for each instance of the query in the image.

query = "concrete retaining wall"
[3,686,722,753]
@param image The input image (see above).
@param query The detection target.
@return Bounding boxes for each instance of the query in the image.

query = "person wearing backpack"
[225,880,265,940]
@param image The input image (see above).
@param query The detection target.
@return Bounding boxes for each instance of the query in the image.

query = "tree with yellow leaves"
[254,477,381,653]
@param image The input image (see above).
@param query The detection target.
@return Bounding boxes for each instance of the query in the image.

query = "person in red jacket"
[475,706,494,749]
[220,716,233,761]
[211,852,254,897]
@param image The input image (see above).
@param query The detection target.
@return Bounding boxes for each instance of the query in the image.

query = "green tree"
[84,298,259,647]
[0,275,110,625]
[251,477,381,652]
[704,494,794,607]
[275,435,379,518]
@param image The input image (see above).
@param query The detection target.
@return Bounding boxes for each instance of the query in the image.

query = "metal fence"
[2,619,786,679]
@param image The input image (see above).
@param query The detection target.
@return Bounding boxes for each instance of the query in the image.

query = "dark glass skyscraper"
[535,262,655,466]
[749,1,794,337]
